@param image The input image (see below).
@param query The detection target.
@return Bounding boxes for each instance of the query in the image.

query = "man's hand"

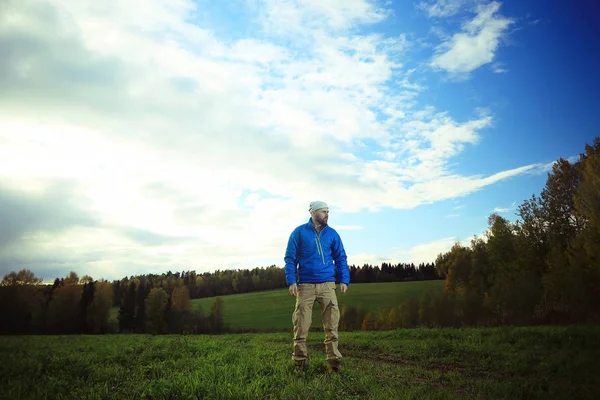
[340,283,348,293]
[289,284,298,296]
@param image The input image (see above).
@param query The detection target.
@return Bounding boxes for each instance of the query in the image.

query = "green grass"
[1,325,599,399]
[210,280,443,331]
[112,281,442,331]
[194,281,444,331]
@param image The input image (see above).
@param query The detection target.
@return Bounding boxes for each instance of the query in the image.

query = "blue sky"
[0,0,598,282]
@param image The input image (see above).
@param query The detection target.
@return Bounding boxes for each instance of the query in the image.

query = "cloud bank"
[0,0,542,279]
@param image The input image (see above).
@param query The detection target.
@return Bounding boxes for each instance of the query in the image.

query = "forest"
[429,136,600,327]
[0,258,438,334]
[1,136,598,335]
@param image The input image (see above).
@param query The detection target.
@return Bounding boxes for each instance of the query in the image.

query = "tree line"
[108,261,438,305]
[0,259,439,334]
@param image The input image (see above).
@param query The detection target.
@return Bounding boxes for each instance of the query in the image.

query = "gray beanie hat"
[309,201,328,212]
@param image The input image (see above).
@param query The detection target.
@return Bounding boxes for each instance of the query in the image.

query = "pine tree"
[118,281,137,333]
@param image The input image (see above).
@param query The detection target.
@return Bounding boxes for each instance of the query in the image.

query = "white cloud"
[394,237,458,264]
[257,0,389,33]
[418,0,470,18]
[493,201,517,213]
[430,1,514,76]
[393,229,490,264]
[491,61,508,73]
[0,0,543,279]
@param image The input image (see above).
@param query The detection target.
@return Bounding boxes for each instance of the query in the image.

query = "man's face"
[312,208,329,225]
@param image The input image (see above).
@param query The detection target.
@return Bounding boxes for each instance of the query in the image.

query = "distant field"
[2,325,599,399]
[194,280,443,331]
[109,280,444,331]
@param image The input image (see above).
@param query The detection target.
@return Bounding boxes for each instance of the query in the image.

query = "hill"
[192,280,443,332]
[109,280,444,332]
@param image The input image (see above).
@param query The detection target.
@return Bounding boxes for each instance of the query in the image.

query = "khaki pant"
[292,282,343,362]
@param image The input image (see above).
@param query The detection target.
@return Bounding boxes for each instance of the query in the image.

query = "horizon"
[1,0,599,282]
[37,260,437,285]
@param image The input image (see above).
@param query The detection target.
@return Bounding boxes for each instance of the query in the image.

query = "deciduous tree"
[145,288,169,335]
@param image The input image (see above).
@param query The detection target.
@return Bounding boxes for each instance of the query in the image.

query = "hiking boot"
[295,360,307,376]
[327,359,340,374]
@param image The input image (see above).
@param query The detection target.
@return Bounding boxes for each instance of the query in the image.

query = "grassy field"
[1,325,599,399]
[110,281,444,331]
[194,280,444,331]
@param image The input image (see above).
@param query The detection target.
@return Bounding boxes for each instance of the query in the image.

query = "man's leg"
[292,283,316,368]
[317,282,343,371]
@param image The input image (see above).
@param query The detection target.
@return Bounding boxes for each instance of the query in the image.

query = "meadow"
[110,280,444,332]
[1,325,598,399]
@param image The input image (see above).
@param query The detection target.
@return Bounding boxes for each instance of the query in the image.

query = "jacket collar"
[307,217,328,232]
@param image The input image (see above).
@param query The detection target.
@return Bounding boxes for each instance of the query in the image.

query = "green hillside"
[193,280,443,331]
[109,280,444,332]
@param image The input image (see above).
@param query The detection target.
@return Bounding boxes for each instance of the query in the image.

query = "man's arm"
[331,232,350,286]
[284,228,300,286]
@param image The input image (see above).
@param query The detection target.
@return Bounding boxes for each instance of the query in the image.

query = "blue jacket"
[284,218,350,286]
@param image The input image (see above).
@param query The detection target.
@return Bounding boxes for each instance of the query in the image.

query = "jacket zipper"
[315,231,325,265]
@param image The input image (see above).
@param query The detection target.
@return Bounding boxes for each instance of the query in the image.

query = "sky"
[1,0,599,282]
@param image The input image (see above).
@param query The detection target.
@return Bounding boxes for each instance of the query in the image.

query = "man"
[284,200,351,375]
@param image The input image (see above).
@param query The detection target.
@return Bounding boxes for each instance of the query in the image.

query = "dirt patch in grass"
[308,343,520,381]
